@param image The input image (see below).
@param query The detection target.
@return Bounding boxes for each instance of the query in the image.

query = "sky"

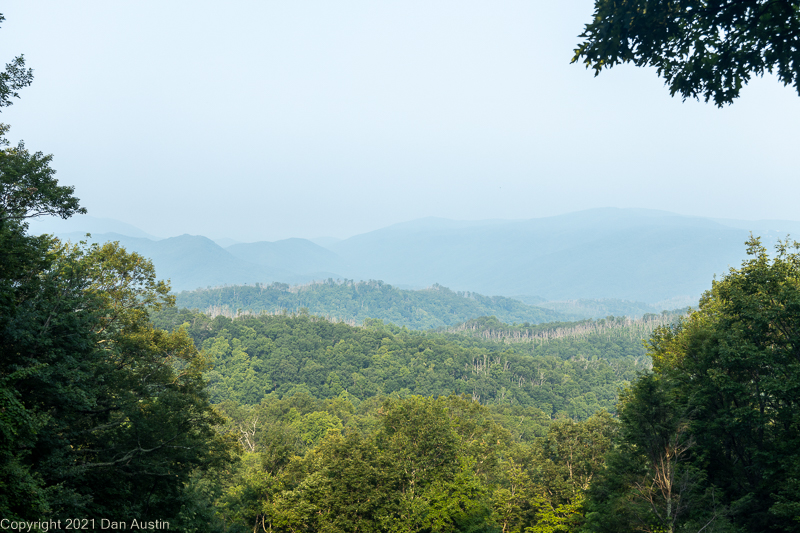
[2,1,799,242]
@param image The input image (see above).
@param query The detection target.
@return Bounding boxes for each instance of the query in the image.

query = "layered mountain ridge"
[30,209,799,304]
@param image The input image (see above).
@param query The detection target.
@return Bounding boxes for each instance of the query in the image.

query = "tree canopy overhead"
[573,1,800,106]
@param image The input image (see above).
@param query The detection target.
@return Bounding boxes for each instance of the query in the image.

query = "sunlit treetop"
[573,1,800,106]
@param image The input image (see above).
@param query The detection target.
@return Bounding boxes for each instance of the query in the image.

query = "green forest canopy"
[175,279,682,329]
[183,238,800,533]
[151,307,661,419]
[175,280,566,329]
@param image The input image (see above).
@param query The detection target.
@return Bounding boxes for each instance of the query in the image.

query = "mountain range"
[28,209,800,304]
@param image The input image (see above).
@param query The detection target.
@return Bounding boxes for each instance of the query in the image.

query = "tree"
[657,237,800,532]
[583,375,708,533]
[491,412,615,533]
[1,237,236,521]
[0,15,71,517]
[0,13,235,521]
[585,237,800,532]
[573,1,800,106]
[0,13,81,224]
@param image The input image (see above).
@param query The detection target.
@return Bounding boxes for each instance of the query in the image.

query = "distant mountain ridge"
[322,209,776,302]
[58,233,332,292]
[226,238,343,274]
[34,208,796,303]
[532,298,691,320]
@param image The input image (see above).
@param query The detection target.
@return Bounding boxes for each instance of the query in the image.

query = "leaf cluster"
[574,1,800,106]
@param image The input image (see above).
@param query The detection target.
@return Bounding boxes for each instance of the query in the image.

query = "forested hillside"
[444,312,684,347]
[152,308,656,419]
[6,138,798,533]
[175,280,566,329]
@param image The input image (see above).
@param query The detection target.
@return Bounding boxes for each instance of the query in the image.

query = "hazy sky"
[2,1,799,242]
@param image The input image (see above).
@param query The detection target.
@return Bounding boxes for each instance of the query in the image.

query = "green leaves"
[1,231,235,523]
[0,141,85,223]
[574,1,800,106]
[213,394,620,532]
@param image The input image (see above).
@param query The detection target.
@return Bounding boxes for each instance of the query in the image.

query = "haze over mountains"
[29,208,799,306]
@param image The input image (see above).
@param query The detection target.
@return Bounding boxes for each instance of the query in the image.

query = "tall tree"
[0,11,234,522]
[585,237,800,532]
[0,12,67,517]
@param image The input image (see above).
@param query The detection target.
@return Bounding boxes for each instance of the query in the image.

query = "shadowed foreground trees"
[0,106,233,529]
[0,12,235,523]
[0,225,236,523]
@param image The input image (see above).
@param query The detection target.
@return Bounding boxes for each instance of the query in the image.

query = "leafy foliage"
[0,14,33,110]
[574,1,800,105]
[211,394,617,533]
[0,141,85,223]
[0,234,236,522]
[152,308,651,418]
[0,27,83,224]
